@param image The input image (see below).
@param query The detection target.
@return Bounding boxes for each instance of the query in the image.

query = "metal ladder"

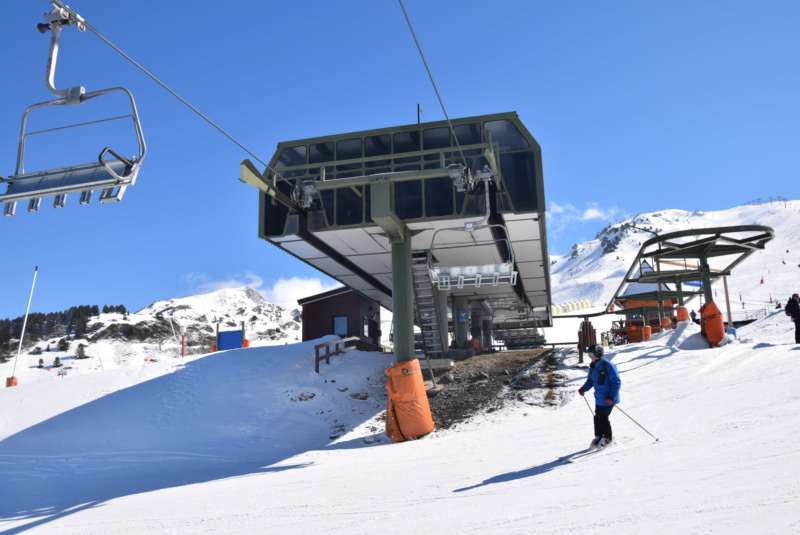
[412,253,446,359]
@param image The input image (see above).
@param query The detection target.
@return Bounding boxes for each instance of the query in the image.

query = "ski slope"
[2,312,799,533]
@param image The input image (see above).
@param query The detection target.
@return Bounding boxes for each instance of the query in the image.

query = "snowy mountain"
[4,286,301,373]
[2,202,800,534]
[549,200,799,312]
[134,285,301,345]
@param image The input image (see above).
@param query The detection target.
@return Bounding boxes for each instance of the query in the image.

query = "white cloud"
[181,272,343,312]
[548,201,575,215]
[547,202,620,226]
[181,271,265,294]
[262,277,343,312]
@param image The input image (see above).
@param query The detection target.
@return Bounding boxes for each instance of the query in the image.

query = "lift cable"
[398,0,468,167]
[50,1,290,184]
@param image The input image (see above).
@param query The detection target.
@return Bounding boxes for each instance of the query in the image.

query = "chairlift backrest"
[427,223,517,290]
[1,2,146,216]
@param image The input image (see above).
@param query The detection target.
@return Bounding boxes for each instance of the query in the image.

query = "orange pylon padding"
[700,302,725,347]
[385,359,434,442]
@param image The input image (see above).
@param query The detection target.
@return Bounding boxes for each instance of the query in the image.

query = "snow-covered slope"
[1,202,799,533]
[4,286,303,384]
[550,201,800,311]
[2,310,799,533]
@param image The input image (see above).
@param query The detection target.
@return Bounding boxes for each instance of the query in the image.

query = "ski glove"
[605,397,614,405]
[578,388,585,396]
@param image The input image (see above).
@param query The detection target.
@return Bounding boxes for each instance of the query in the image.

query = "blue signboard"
[218,330,243,350]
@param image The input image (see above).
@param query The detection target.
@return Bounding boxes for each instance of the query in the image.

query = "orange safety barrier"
[6,377,18,387]
[642,326,652,341]
[700,302,725,347]
[242,339,251,348]
[385,359,434,442]
[676,306,689,322]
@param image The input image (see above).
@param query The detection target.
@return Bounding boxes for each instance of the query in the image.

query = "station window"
[336,186,363,226]
[309,142,335,164]
[483,120,529,151]
[425,176,453,217]
[453,123,482,146]
[499,152,537,212]
[336,138,362,171]
[393,131,421,153]
[423,127,451,150]
[395,180,423,219]
[333,316,347,335]
[276,145,306,168]
[365,134,391,168]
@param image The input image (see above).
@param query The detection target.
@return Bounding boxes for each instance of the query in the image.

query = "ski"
[558,437,629,463]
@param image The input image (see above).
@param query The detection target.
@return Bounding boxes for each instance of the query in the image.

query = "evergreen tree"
[53,356,62,367]
[58,338,69,352]
[76,343,86,359]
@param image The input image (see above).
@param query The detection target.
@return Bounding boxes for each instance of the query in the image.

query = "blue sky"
[1,0,797,319]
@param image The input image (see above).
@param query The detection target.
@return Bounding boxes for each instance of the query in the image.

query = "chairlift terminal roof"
[250,112,552,326]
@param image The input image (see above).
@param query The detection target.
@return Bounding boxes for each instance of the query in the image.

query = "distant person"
[785,294,800,343]
[578,344,621,449]
[690,309,697,323]
[776,301,782,309]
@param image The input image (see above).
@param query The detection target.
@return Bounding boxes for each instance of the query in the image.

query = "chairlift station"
[240,112,553,362]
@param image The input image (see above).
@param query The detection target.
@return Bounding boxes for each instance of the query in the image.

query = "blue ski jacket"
[581,358,621,406]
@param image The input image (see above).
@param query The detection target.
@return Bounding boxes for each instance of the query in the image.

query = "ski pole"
[582,395,594,416]
[616,405,659,442]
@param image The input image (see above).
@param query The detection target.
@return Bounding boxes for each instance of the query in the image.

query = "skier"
[578,344,621,448]
[785,294,800,344]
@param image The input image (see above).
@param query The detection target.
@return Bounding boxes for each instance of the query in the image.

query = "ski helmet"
[587,344,604,358]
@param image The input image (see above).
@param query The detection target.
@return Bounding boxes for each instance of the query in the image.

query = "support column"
[471,313,482,340]
[391,236,414,364]
[453,296,470,348]
[436,288,450,351]
[481,317,493,350]
[700,256,714,305]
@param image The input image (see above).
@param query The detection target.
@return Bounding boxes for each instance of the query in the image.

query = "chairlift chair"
[0,2,146,216]
[427,223,518,291]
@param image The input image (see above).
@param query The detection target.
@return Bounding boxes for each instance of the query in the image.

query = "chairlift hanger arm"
[239,159,299,211]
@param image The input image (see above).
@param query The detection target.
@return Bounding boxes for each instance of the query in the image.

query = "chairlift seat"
[429,261,517,290]
[2,152,139,215]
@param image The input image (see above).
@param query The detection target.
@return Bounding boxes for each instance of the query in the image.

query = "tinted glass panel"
[276,146,306,168]
[453,123,482,146]
[424,176,453,217]
[484,120,529,151]
[499,152,537,211]
[262,179,294,236]
[309,142,334,163]
[365,135,391,157]
[393,131,421,153]
[423,127,451,150]
[320,190,335,225]
[336,186,363,226]
[337,138,362,161]
[395,180,422,219]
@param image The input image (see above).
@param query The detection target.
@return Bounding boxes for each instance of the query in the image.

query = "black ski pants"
[594,405,614,439]
[794,319,800,343]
